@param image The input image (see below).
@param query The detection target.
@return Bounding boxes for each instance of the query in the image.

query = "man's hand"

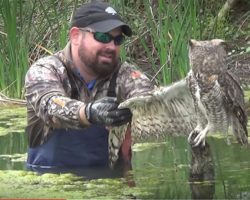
[84,97,132,126]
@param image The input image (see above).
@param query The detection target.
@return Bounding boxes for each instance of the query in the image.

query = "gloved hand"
[85,97,132,126]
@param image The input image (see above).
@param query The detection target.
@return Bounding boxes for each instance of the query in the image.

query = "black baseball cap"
[70,1,132,37]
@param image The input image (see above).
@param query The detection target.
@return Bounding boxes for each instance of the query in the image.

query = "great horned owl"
[187,39,248,146]
[109,39,248,167]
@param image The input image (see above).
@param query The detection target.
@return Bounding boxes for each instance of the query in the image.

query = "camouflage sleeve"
[117,62,154,100]
[25,56,85,129]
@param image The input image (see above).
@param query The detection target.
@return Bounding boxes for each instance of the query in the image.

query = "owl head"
[188,39,227,76]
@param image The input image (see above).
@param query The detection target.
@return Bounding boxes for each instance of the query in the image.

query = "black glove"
[85,97,132,126]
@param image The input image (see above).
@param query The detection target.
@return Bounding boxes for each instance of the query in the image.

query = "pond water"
[0,106,250,199]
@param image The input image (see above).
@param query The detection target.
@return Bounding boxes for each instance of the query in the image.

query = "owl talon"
[193,137,206,147]
[193,130,207,147]
[188,130,199,145]
[188,130,206,147]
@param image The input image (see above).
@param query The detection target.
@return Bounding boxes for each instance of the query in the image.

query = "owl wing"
[119,78,197,141]
[221,71,248,144]
[109,78,197,167]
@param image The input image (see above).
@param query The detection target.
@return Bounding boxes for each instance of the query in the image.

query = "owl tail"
[232,109,248,145]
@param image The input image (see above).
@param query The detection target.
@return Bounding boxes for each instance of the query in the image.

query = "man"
[25,1,154,174]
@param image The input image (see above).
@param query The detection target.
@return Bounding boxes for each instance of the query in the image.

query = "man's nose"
[106,40,117,49]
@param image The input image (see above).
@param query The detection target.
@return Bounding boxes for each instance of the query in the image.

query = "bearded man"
[24,1,153,176]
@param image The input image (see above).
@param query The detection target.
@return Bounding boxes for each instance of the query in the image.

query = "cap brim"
[88,19,132,37]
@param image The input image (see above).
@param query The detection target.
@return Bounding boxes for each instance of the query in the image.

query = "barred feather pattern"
[109,79,197,167]
[187,71,229,134]
[187,39,248,146]
[108,124,128,167]
[223,71,248,144]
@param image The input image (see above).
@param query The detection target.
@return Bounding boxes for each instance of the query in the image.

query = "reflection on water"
[0,106,250,199]
[132,136,250,199]
[0,131,27,170]
[189,143,215,199]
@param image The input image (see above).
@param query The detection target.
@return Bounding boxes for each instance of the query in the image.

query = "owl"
[109,39,248,167]
[186,39,248,146]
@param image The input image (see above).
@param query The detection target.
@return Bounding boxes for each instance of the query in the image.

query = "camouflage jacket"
[25,42,154,147]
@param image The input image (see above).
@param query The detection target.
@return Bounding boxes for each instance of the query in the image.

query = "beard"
[78,43,119,78]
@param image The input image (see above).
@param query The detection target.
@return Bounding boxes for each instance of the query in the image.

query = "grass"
[0,0,76,98]
[111,0,201,85]
[0,0,28,98]
[0,0,248,97]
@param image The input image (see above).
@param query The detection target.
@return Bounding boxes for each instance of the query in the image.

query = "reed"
[112,0,201,85]
[0,0,28,98]
[0,0,242,98]
[0,0,75,98]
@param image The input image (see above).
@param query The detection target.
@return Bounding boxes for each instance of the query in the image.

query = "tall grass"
[0,0,76,98]
[0,0,242,97]
[112,0,201,85]
[0,0,29,98]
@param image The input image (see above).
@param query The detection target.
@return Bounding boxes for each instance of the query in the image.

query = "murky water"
[0,105,250,199]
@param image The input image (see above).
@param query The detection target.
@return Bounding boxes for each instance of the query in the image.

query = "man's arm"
[25,57,88,129]
[25,57,131,129]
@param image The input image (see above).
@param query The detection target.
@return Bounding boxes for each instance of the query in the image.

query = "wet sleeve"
[25,61,85,129]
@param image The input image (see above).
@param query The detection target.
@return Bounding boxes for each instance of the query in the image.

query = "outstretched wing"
[109,78,197,167]
[120,78,196,141]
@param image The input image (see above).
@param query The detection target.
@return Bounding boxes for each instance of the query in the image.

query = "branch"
[217,0,240,21]
[0,92,26,106]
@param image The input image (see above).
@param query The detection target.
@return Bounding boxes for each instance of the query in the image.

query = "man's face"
[78,27,122,78]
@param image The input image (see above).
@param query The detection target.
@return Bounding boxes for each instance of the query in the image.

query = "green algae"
[0,170,141,199]
[0,153,27,162]
[0,138,249,199]
[0,106,26,136]
[0,97,250,199]
[0,170,86,198]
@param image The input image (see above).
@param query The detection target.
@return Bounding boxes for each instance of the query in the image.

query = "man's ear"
[69,27,82,45]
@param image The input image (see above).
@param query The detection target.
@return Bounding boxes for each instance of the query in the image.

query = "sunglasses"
[79,28,125,46]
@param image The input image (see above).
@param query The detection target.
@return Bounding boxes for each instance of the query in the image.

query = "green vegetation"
[0,105,249,198]
[0,0,28,98]
[0,135,250,199]
[0,0,249,97]
[0,0,76,98]
[0,106,26,136]
[110,0,201,84]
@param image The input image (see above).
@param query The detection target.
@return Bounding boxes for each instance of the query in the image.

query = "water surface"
[0,105,249,199]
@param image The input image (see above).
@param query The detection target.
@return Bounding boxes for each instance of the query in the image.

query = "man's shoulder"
[29,54,66,74]
[120,61,137,70]
[119,61,139,76]
[118,61,150,80]
[116,61,154,99]
[31,55,61,68]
